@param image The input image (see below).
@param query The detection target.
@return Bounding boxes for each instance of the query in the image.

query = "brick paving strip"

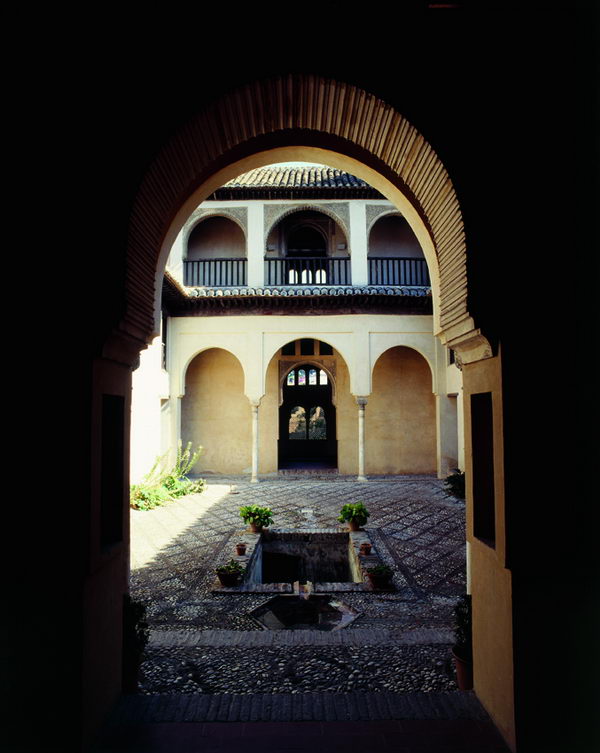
[105,690,489,726]
[149,627,455,648]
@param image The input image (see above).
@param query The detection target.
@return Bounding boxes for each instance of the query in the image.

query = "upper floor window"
[285,368,329,387]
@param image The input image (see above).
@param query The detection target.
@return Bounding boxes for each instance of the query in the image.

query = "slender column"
[250,398,260,483]
[247,203,264,287]
[349,201,368,285]
[356,396,368,481]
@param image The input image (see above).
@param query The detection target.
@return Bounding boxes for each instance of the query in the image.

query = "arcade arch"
[113,76,510,751]
[367,346,436,474]
[181,347,251,474]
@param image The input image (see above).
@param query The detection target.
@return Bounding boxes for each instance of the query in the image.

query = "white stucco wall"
[130,334,170,484]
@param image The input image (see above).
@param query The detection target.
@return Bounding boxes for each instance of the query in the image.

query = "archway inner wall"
[367,346,436,474]
[182,348,251,474]
[117,76,511,750]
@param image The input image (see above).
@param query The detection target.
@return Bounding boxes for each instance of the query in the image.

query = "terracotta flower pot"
[235,543,247,555]
[359,542,372,555]
[217,571,242,587]
[347,520,360,531]
[367,573,390,589]
[452,648,473,690]
[249,523,263,533]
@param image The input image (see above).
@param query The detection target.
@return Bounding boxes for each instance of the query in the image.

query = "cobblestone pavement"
[130,475,466,697]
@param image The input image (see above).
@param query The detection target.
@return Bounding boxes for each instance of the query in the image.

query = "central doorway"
[278,362,337,470]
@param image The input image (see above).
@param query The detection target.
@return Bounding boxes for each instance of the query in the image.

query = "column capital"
[355,396,369,408]
[248,396,262,409]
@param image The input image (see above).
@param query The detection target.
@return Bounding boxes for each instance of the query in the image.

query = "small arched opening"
[265,209,350,286]
[185,215,247,286]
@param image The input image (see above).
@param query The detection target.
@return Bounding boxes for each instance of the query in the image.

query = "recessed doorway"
[278,362,337,470]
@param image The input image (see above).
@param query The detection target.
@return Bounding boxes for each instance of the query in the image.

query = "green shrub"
[338,502,370,526]
[443,470,465,500]
[130,441,205,510]
[453,594,472,659]
[366,564,392,577]
[239,505,273,528]
[216,559,246,575]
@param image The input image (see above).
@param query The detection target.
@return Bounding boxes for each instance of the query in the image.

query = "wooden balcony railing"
[264,257,351,286]
[368,257,430,286]
[182,256,430,287]
[184,258,247,287]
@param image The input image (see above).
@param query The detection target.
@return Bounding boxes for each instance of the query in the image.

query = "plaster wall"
[130,335,169,484]
[258,356,279,473]
[187,216,246,260]
[366,347,436,473]
[181,348,251,474]
[335,356,358,475]
[463,353,515,752]
[368,214,423,257]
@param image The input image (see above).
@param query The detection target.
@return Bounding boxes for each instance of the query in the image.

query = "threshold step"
[105,690,489,726]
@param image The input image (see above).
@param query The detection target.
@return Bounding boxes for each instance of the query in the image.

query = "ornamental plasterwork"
[183,206,248,245]
[366,204,402,236]
[264,203,350,243]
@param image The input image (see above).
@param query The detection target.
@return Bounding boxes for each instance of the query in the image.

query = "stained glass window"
[319,369,328,385]
[298,369,306,386]
[287,370,295,386]
[308,369,317,385]
[289,406,306,439]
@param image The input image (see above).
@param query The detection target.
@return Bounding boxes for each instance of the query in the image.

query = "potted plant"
[452,593,473,690]
[443,469,465,500]
[366,564,393,589]
[235,542,247,556]
[239,505,273,533]
[215,559,245,587]
[359,542,372,555]
[338,502,370,531]
[122,595,150,693]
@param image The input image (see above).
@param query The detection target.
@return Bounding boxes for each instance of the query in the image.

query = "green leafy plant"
[216,559,246,575]
[130,441,205,510]
[239,505,273,528]
[338,502,370,526]
[366,564,392,577]
[443,469,465,500]
[453,593,472,660]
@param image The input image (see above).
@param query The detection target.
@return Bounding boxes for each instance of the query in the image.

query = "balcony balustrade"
[184,258,247,287]
[368,257,430,286]
[182,256,430,288]
[264,257,351,286]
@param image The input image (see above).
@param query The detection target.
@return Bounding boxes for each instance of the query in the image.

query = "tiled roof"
[191,286,431,298]
[209,166,384,200]
[222,166,370,190]
[162,272,432,315]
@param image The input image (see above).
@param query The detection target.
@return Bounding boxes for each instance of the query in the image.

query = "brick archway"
[124,75,489,364]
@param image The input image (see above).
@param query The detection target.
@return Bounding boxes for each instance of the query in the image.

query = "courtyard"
[130,474,466,697]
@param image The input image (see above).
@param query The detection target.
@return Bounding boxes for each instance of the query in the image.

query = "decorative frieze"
[183,206,248,244]
[264,203,350,243]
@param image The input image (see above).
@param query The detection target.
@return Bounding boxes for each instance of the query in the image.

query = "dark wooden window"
[281,341,296,356]
[300,338,314,355]
[471,392,496,547]
[100,394,124,549]
[319,342,333,355]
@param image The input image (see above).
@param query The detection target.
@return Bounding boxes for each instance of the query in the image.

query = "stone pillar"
[356,396,368,481]
[349,201,368,285]
[250,398,260,482]
[247,203,265,287]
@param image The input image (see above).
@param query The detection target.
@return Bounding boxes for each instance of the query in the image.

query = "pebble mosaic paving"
[130,475,466,696]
